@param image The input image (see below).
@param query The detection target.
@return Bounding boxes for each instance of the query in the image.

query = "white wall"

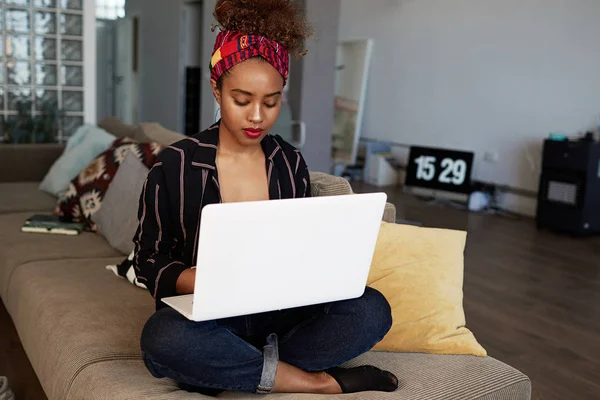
[288,0,341,173]
[183,2,203,67]
[126,0,185,132]
[200,0,219,128]
[339,0,600,193]
[96,20,115,122]
[335,41,369,102]
[127,0,217,131]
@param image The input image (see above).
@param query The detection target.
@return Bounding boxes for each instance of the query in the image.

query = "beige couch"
[0,144,531,400]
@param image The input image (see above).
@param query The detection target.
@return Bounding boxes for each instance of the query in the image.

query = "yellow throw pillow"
[368,222,487,357]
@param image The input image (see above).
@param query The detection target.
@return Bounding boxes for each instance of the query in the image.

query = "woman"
[134,0,398,395]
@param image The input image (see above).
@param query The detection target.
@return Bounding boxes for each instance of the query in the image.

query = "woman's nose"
[248,104,263,125]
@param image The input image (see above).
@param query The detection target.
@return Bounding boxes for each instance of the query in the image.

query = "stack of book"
[21,215,85,236]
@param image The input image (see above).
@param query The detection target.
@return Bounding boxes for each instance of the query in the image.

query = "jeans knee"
[142,351,164,378]
[360,287,393,339]
[140,308,189,362]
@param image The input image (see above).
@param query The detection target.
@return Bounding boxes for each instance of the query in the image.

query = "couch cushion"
[0,212,121,299]
[0,183,57,214]
[220,353,530,400]
[7,257,530,400]
[39,124,116,197]
[367,222,486,357]
[67,352,531,400]
[98,117,138,139]
[67,360,208,400]
[93,151,149,255]
[134,122,187,146]
[6,257,155,400]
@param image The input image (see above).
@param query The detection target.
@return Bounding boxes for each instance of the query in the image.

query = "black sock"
[326,365,399,393]
[178,382,223,397]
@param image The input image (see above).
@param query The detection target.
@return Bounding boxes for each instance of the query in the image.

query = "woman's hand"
[176,268,196,295]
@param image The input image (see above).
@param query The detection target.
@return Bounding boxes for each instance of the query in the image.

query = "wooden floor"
[2,184,600,400]
[353,182,600,400]
[0,299,46,400]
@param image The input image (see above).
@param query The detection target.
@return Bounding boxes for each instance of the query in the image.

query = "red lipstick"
[243,128,264,139]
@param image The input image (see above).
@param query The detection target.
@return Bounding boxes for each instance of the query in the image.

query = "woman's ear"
[210,79,221,106]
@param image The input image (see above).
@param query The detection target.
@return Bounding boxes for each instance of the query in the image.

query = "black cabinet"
[536,139,600,235]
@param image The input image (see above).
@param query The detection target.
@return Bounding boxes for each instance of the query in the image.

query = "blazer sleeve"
[293,149,312,198]
[133,162,188,306]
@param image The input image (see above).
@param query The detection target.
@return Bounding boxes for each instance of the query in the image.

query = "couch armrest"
[383,203,396,223]
[0,144,64,182]
[309,171,396,223]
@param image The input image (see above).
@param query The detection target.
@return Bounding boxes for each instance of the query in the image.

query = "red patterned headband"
[210,30,290,86]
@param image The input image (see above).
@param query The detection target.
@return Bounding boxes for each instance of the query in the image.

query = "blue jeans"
[141,287,392,394]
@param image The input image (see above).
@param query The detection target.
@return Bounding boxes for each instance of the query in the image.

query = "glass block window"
[0,0,84,143]
[96,0,124,20]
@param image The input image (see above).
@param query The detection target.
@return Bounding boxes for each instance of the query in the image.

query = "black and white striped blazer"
[133,120,311,310]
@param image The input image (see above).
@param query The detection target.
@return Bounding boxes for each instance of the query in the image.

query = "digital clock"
[405,146,474,194]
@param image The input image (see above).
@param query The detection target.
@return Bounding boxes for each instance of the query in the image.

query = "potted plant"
[2,97,65,144]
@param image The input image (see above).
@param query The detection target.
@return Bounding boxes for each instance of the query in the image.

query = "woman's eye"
[265,103,277,109]
[234,100,249,106]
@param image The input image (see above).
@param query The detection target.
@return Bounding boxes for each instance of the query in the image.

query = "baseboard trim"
[495,191,538,217]
[370,165,539,218]
[400,182,538,218]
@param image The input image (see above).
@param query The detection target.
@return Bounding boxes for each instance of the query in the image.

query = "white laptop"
[161,192,387,322]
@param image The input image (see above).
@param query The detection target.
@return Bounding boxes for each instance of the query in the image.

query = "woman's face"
[211,58,284,146]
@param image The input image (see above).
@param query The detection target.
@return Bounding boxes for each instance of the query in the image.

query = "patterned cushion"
[56,138,162,229]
